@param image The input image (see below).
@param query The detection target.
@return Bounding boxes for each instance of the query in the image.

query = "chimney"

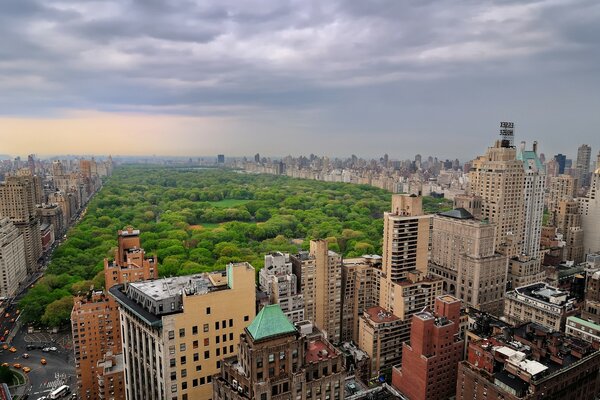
[533,141,538,154]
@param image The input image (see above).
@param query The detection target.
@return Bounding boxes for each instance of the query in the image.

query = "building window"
[244,315,249,322]
[204,351,210,359]
[206,307,211,315]
[203,323,209,332]
[180,356,186,365]
[179,328,185,338]
[180,343,186,352]
[168,330,175,340]
[192,326,198,335]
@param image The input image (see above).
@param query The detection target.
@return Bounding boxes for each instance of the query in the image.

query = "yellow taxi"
[22,367,31,373]
[8,347,16,353]
[1,363,8,368]
[40,358,47,365]
[12,363,21,369]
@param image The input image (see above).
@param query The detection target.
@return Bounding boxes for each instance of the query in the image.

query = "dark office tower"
[217,154,225,164]
[576,144,592,187]
[554,153,566,174]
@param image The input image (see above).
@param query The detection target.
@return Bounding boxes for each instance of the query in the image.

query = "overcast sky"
[0,0,599,161]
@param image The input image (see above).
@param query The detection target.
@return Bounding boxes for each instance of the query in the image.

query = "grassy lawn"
[190,223,222,229]
[207,199,251,208]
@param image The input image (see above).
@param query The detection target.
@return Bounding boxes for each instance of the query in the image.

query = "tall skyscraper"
[576,144,592,187]
[72,227,158,400]
[291,240,342,343]
[212,305,347,400]
[554,153,567,174]
[392,295,463,400]
[469,130,525,257]
[469,125,546,289]
[0,175,42,272]
[0,217,27,298]
[517,141,546,259]
[358,195,442,377]
[579,162,600,255]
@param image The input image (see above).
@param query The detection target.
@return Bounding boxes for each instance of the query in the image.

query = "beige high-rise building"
[340,255,381,343]
[579,161,600,256]
[110,263,256,400]
[554,200,585,263]
[381,194,429,283]
[469,130,546,290]
[0,217,27,298]
[469,138,525,257]
[0,175,42,272]
[291,240,342,343]
[547,174,577,213]
[428,207,507,315]
[357,195,442,377]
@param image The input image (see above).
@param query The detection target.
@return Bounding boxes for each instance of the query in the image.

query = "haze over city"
[1,0,599,158]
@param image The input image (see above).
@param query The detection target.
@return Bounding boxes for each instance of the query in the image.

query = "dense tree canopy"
[20,165,452,326]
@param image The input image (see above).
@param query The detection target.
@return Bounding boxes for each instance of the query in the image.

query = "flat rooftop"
[365,306,399,323]
[305,338,337,364]
[129,273,224,301]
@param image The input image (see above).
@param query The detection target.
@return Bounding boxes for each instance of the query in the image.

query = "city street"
[0,324,75,399]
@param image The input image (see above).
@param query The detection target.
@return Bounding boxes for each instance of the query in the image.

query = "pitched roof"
[439,207,474,220]
[247,304,296,341]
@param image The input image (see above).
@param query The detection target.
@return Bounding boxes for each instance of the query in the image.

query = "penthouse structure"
[212,304,346,400]
[503,283,577,332]
[392,295,463,400]
[258,252,304,323]
[110,263,256,400]
[457,322,600,400]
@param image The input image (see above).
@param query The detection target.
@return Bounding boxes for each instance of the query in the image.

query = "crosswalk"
[39,372,68,390]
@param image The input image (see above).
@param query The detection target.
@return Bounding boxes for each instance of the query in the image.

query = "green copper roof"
[247,304,296,341]
[517,150,543,171]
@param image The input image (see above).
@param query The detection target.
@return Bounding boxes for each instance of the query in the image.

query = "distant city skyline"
[1,0,599,160]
